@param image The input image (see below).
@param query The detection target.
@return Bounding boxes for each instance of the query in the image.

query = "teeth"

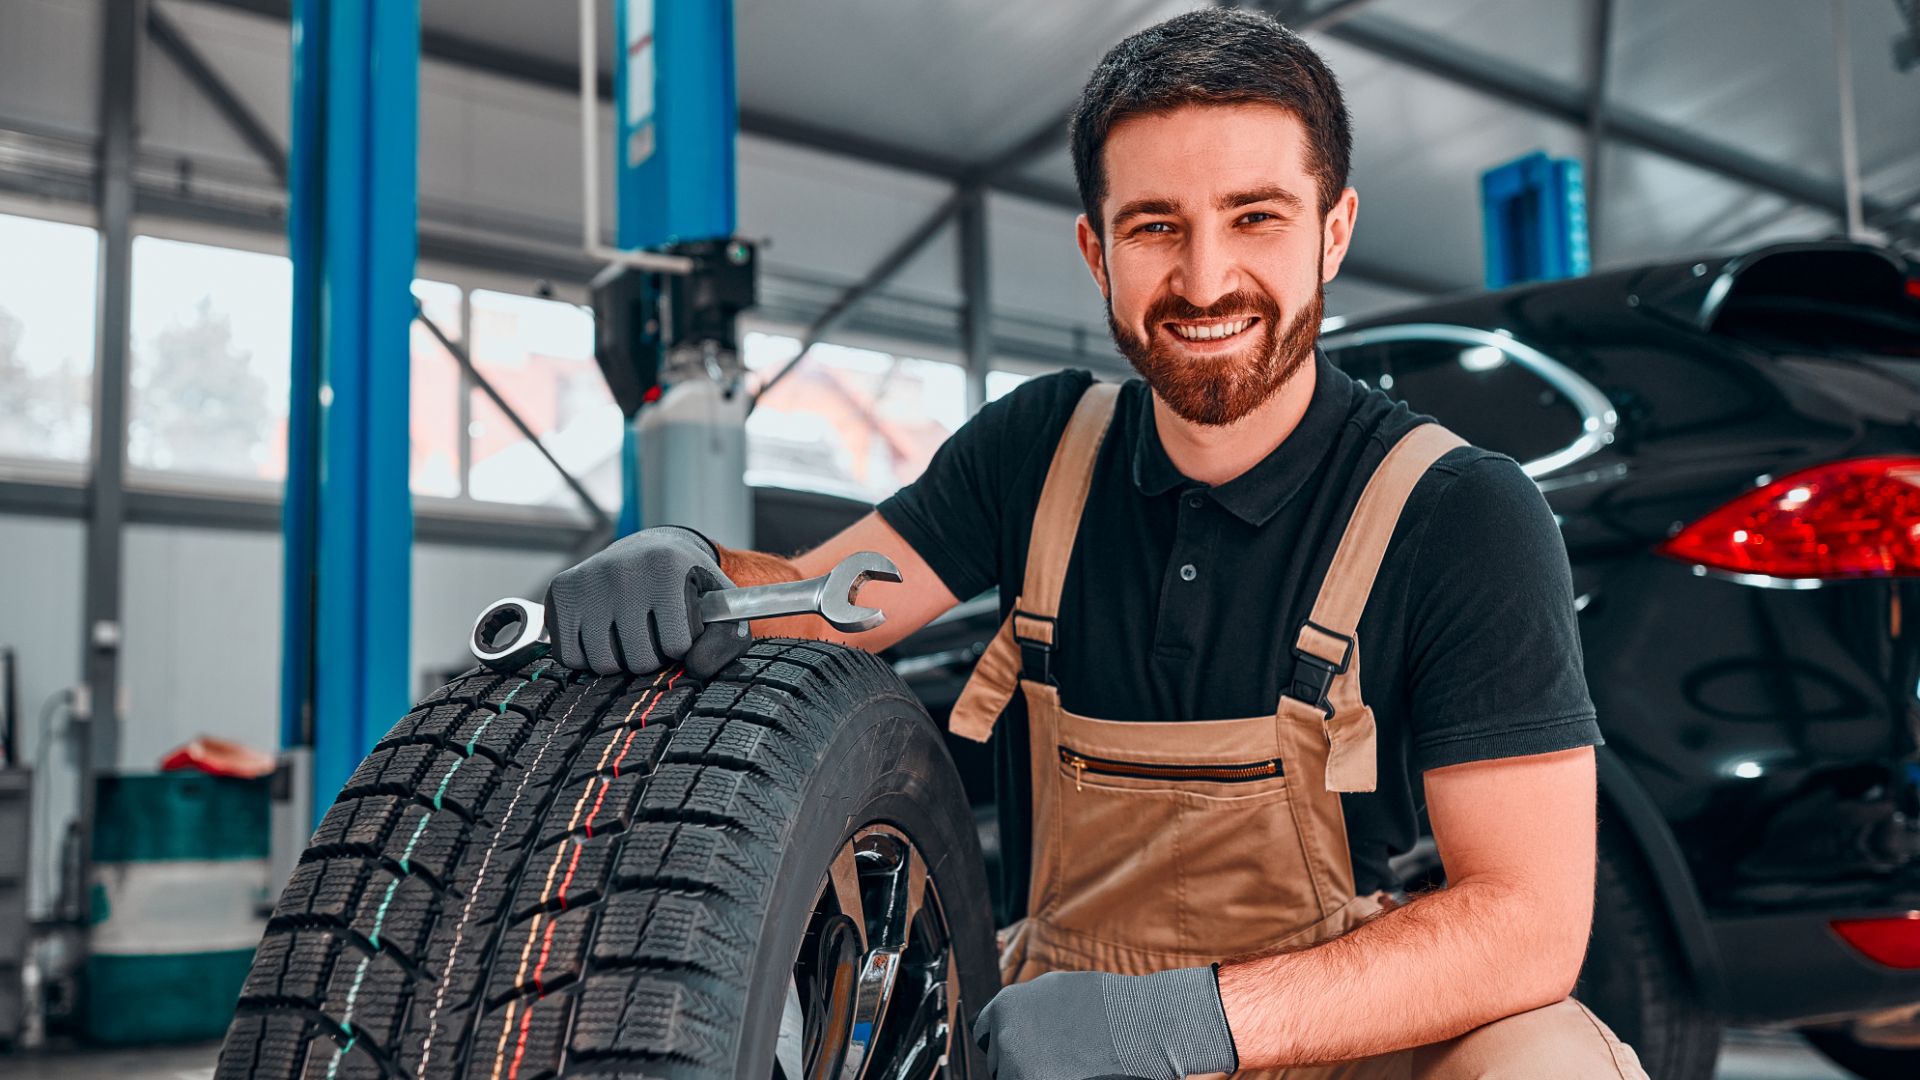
[1171,318,1253,341]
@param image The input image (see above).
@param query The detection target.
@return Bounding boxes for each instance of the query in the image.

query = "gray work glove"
[544,525,751,678]
[973,966,1238,1080]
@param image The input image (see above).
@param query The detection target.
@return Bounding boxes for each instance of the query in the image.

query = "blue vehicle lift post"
[280,0,419,833]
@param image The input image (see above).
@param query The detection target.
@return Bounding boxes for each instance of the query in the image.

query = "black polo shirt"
[876,349,1600,914]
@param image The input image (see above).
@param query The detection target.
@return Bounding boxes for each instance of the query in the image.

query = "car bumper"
[1712,908,1920,1025]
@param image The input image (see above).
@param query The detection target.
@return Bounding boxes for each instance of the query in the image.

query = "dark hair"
[1069,8,1352,233]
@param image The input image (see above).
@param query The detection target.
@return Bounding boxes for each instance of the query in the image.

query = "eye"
[1240,211,1276,225]
[1134,221,1175,235]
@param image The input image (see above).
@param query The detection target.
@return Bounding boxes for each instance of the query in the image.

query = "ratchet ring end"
[472,597,548,669]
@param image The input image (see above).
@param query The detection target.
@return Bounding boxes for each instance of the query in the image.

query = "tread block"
[320,950,413,1050]
[467,994,576,1080]
[311,794,409,850]
[638,763,791,839]
[488,904,596,1005]
[219,1013,317,1080]
[371,807,471,886]
[481,673,568,719]
[613,822,774,895]
[567,972,734,1067]
[242,928,341,1004]
[386,703,490,748]
[569,725,674,787]
[666,716,813,790]
[590,892,752,982]
[358,873,441,964]
[509,835,618,920]
[279,858,370,924]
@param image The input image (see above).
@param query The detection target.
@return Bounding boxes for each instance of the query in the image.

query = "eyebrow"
[1218,185,1305,214]
[1109,186,1306,229]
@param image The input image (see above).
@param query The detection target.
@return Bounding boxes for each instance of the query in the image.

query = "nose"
[1170,228,1241,311]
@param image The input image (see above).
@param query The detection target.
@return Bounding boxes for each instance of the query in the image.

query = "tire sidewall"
[734,686,998,1080]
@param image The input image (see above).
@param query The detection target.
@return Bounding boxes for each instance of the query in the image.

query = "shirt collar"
[1131,347,1355,526]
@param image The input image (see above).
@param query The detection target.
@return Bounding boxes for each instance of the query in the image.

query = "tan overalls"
[949,383,1645,1079]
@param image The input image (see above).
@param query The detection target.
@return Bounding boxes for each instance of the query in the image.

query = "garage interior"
[1,0,1919,1078]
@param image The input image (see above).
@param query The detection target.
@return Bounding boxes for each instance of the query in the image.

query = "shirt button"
[1180,563,1198,581]
[1186,493,1204,509]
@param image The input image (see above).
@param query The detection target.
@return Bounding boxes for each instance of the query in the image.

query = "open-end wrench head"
[820,551,902,633]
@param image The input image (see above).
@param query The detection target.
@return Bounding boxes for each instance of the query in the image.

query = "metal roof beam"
[175,0,1454,297]
[146,5,288,180]
[1582,0,1614,261]
[1322,13,1897,225]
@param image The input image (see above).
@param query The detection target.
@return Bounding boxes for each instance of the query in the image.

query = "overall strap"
[1285,422,1467,791]
[949,382,1122,741]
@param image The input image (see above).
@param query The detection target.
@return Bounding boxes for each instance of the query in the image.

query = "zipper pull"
[1065,752,1086,792]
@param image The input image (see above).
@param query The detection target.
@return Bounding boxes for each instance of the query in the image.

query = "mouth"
[1162,315,1260,348]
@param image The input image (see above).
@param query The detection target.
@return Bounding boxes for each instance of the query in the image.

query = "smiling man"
[543,7,1647,1079]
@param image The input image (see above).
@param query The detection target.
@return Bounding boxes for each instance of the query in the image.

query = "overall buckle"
[1013,612,1057,685]
[1289,620,1354,718]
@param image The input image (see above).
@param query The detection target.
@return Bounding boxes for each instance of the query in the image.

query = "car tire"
[216,639,997,1080]
[1575,819,1723,1080]
[1802,1028,1920,1080]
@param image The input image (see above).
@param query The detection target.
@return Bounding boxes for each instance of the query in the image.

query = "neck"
[1150,356,1317,487]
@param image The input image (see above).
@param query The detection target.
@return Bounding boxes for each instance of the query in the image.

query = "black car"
[775,240,1920,1080]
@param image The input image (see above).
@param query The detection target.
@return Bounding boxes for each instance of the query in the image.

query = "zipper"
[1058,747,1282,792]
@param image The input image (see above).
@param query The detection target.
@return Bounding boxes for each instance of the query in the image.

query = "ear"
[1319,187,1359,284]
[1075,214,1111,300]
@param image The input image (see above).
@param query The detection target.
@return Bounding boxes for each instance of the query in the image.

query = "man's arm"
[714,510,961,652]
[1215,745,1596,1067]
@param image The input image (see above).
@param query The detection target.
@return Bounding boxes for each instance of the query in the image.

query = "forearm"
[1216,879,1587,1067]
[712,544,843,642]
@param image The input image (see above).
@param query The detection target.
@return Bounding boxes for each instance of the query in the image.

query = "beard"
[1106,278,1325,428]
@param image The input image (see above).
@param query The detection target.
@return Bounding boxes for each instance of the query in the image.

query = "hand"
[973,967,1237,1080]
[545,525,751,678]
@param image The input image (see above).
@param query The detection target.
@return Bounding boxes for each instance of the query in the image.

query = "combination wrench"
[469,550,902,671]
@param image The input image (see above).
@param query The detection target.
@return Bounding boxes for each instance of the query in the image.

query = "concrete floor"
[0,1030,1864,1080]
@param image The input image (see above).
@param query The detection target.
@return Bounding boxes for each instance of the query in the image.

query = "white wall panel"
[138,0,290,177]
[0,508,573,910]
[0,0,101,136]
[986,191,1103,331]
[120,523,281,768]
[410,542,571,696]
[0,515,86,914]
[739,134,958,303]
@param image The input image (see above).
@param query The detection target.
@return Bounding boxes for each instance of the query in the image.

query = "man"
[545,8,1646,1079]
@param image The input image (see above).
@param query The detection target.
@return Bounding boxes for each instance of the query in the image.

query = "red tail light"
[1832,913,1920,969]
[1657,457,1920,580]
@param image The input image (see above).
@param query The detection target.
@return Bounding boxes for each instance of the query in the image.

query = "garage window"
[744,331,968,502]
[0,212,98,471]
[127,236,293,485]
[409,279,465,498]
[464,289,621,511]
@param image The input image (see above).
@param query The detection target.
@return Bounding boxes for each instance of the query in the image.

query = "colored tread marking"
[531,916,560,993]
[321,668,550,1079]
[420,669,586,1078]
[487,671,675,1080]
[586,670,682,831]
[508,1001,537,1080]
[489,1000,520,1080]
[557,842,586,909]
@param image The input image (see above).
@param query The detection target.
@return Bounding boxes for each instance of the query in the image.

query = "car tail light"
[1656,457,1920,580]
[1832,913,1920,968]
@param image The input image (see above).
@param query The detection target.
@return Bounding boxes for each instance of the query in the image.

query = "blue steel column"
[283,0,418,825]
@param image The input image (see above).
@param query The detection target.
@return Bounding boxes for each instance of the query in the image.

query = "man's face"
[1075,103,1356,427]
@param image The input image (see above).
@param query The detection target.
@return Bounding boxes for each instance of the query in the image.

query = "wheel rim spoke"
[796,825,962,1080]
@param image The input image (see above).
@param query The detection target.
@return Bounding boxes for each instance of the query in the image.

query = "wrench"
[469,550,902,671]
